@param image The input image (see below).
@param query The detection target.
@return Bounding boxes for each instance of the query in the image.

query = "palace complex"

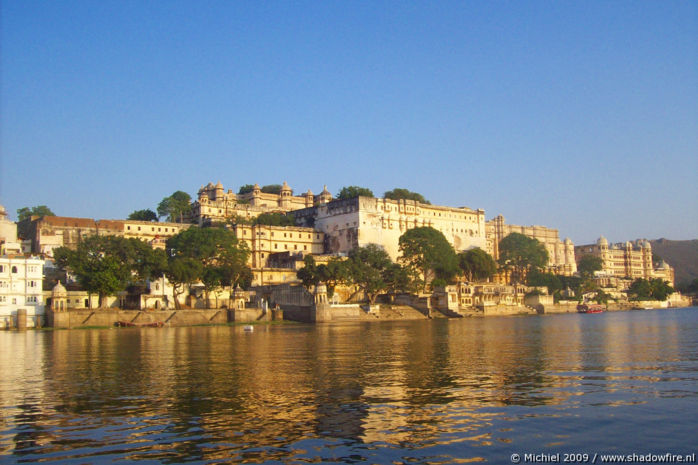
[575,237,675,286]
[193,181,332,225]
[486,215,577,276]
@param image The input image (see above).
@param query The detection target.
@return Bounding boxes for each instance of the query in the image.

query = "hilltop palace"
[2,181,680,326]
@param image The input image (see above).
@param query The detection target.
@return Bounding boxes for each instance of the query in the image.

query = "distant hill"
[648,239,698,286]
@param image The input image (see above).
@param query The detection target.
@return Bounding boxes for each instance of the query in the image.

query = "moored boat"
[577,303,605,313]
[115,321,165,328]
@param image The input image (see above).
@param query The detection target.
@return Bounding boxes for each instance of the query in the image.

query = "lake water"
[1,308,697,464]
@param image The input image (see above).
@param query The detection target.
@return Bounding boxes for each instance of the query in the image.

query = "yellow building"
[574,237,675,286]
[193,181,333,226]
[121,220,190,249]
[486,215,577,276]
[232,224,325,286]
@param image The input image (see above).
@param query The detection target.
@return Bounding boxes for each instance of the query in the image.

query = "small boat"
[577,303,604,314]
[243,325,254,332]
[115,321,164,328]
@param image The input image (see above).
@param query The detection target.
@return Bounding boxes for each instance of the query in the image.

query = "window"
[27,296,38,303]
[304,245,307,250]
[127,226,131,230]
[0,265,3,272]
[0,296,5,302]
[11,266,17,273]
[138,227,141,231]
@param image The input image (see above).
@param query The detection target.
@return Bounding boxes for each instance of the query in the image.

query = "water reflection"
[0,308,696,463]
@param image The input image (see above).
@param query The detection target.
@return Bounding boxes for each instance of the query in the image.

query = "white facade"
[295,197,487,261]
[0,256,45,328]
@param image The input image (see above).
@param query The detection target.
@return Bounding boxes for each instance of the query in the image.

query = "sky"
[1,0,696,245]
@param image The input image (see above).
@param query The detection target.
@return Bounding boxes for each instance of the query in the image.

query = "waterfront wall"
[46,307,274,328]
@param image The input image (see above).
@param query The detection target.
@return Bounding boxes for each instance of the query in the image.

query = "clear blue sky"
[1,1,696,244]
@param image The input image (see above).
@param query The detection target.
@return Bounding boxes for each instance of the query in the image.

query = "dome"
[564,237,572,245]
[215,181,223,189]
[642,240,651,249]
[306,189,313,196]
[52,281,67,297]
[253,183,260,190]
[281,181,292,192]
[598,236,608,246]
[321,185,331,195]
[0,204,7,220]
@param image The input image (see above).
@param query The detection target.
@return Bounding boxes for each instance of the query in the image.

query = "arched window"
[11,266,17,273]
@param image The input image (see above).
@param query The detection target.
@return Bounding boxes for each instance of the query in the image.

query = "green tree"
[384,188,430,204]
[337,186,374,200]
[238,184,255,195]
[165,257,203,309]
[166,226,251,309]
[527,269,563,295]
[54,236,131,308]
[316,258,350,298]
[128,209,158,222]
[458,248,497,282]
[346,244,394,304]
[383,262,418,296]
[157,191,192,223]
[497,233,549,283]
[297,256,320,289]
[577,255,603,278]
[398,227,458,291]
[17,205,55,221]
[253,212,294,226]
[261,184,282,195]
[627,278,674,301]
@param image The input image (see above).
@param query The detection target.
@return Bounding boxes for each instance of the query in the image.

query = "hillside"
[649,239,698,286]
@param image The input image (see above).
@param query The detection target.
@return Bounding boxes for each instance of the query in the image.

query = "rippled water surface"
[1,308,697,464]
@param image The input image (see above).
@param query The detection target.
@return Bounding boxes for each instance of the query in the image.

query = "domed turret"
[598,236,608,246]
[52,281,67,297]
[0,204,7,221]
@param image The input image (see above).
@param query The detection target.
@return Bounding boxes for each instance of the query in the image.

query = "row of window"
[0,296,39,304]
[126,226,177,233]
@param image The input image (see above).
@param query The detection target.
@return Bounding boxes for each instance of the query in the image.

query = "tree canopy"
[384,188,430,204]
[628,278,674,301]
[458,248,497,282]
[157,191,192,223]
[577,255,603,278]
[53,235,166,307]
[261,184,282,195]
[253,212,295,226]
[17,205,55,221]
[346,244,395,304]
[128,209,158,222]
[297,256,350,298]
[497,233,549,283]
[398,227,458,291]
[336,186,374,200]
[238,184,255,195]
[166,226,251,308]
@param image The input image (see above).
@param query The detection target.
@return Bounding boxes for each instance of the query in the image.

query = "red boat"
[577,304,605,313]
[115,321,165,328]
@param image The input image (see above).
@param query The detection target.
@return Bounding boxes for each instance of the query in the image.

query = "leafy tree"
[157,191,192,223]
[527,269,563,294]
[128,209,158,222]
[346,244,394,304]
[54,235,169,308]
[497,233,549,284]
[261,184,282,195]
[238,184,256,195]
[54,236,131,308]
[384,188,430,204]
[628,278,674,301]
[398,227,458,291]
[316,258,350,298]
[253,212,294,226]
[458,248,497,282]
[297,256,320,289]
[165,257,203,309]
[383,263,418,296]
[17,205,55,221]
[166,226,251,309]
[337,186,374,200]
[578,255,603,278]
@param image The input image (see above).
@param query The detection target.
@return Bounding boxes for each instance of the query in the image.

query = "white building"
[0,255,45,328]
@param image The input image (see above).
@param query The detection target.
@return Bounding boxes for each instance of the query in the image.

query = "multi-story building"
[232,224,325,286]
[486,215,577,275]
[193,181,333,226]
[293,196,487,261]
[574,236,675,286]
[18,216,191,256]
[0,255,45,328]
[0,204,22,255]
